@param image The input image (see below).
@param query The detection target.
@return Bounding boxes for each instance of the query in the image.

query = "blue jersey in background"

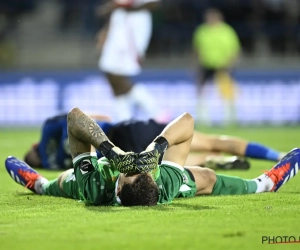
[37,114,113,169]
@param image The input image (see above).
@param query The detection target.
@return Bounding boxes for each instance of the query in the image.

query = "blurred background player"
[97,0,161,122]
[24,113,112,170]
[193,8,241,126]
[23,113,285,171]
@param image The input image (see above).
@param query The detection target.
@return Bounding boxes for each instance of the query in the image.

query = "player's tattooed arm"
[67,107,156,174]
[67,107,109,158]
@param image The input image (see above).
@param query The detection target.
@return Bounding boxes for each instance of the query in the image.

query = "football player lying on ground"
[23,113,285,171]
[5,108,300,206]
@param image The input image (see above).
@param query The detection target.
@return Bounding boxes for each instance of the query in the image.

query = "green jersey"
[64,154,120,205]
[193,22,240,69]
[62,154,196,206]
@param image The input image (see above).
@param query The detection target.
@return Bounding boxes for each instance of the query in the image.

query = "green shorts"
[156,161,197,204]
[176,168,197,198]
[61,169,81,200]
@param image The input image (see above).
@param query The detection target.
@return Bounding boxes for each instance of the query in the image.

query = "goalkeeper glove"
[136,136,169,173]
[99,141,138,173]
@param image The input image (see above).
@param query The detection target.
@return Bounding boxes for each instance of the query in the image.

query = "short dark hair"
[24,152,31,165]
[24,144,41,168]
[119,174,159,206]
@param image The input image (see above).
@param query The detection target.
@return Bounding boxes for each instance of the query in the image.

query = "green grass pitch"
[0,127,300,250]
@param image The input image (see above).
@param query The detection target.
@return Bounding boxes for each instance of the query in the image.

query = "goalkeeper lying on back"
[5,108,300,206]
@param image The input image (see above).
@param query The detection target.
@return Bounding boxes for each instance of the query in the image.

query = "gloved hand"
[135,136,169,173]
[99,141,138,173]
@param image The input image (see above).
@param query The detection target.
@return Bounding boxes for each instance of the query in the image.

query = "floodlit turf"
[0,127,300,250]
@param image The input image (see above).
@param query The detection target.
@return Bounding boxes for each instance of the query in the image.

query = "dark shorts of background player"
[198,66,231,86]
[108,119,166,153]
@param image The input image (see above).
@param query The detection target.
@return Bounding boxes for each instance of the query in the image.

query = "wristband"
[154,136,169,150]
[99,141,114,156]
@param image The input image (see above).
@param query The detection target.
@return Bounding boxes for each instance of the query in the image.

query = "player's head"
[204,8,223,25]
[117,173,159,206]
[24,143,42,168]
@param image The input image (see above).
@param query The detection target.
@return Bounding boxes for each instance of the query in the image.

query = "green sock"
[212,174,257,195]
[42,179,69,198]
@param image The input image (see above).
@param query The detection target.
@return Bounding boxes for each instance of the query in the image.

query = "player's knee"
[58,169,73,189]
[201,167,217,192]
[182,112,194,123]
[181,112,194,133]
[209,137,222,151]
[57,173,65,189]
[192,166,217,195]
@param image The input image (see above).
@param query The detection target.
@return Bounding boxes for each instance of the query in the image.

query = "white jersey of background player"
[98,0,160,122]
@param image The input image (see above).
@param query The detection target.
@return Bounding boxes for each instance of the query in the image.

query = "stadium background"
[1,2,300,250]
[0,0,300,125]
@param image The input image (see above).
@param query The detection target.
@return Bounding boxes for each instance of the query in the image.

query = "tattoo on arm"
[68,108,109,158]
[88,122,106,138]
[77,114,89,128]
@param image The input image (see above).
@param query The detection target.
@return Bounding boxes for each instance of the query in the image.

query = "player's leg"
[105,73,132,96]
[159,112,194,167]
[42,169,81,199]
[186,148,300,196]
[197,67,214,93]
[186,152,250,170]
[110,119,248,170]
[186,152,220,166]
[149,112,210,200]
[190,130,284,162]
[137,112,194,172]
[41,170,76,198]
[5,155,80,199]
[135,113,194,175]
[204,155,250,170]
[98,11,136,121]
[106,74,158,121]
[104,73,133,121]
[196,68,214,126]
[129,83,158,118]
[5,156,49,194]
[127,9,159,119]
[99,10,157,121]
[184,165,254,196]
[214,69,237,126]
[187,131,252,169]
